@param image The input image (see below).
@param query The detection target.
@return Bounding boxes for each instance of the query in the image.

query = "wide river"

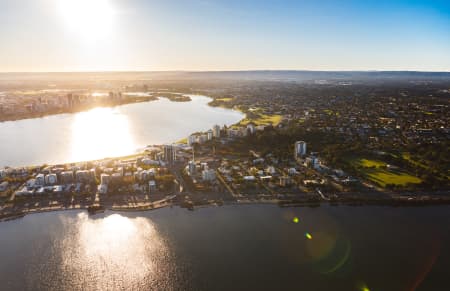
[0,204,449,291]
[0,95,244,167]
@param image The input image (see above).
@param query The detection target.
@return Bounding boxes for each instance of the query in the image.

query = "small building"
[149,180,157,192]
[123,172,135,183]
[60,171,74,184]
[45,173,58,185]
[198,134,208,144]
[265,166,276,175]
[15,186,34,196]
[111,172,122,183]
[26,179,36,188]
[279,176,292,187]
[53,185,63,194]
[35,174,45,186]
[202,169,216,181]
[97,184,108,194]
[256,125,266,131]
[100,173,111,185]
[76,170,94,183]
[0,181,9,192]
[141,158,159,166]
[188,134,197,146]
[288,168,297,175]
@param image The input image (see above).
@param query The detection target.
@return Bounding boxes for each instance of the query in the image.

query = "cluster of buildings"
[15,167,97,196]
[2,150,179,197]
[0,90,132,121]
[187,125,221,146]
[186,161,216,182]
[187,123,269,147]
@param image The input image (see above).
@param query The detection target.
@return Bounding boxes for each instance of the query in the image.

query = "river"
[0,95,244,167]
[0,204,449,291]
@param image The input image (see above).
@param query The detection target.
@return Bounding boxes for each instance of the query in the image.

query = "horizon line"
[1,69,450,74]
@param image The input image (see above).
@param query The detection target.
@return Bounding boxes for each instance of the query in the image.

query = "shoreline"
[0,96,157,123]
[0,94,193,123]
[0,93,242,168]
[2,194,450,223]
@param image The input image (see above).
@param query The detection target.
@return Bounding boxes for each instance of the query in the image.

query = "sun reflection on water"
[58,213,171,290]
[71,107,136,162]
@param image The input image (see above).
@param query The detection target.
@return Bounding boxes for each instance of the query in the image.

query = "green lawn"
[401,152,428,169]
[349,157,422,187]
[357,158,386,168]
[365,168,422,187]
[215,98,233,102]
[176,137,188,144]
[239,113,283,126]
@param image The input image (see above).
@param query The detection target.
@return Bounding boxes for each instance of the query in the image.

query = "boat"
[87,205,105,215]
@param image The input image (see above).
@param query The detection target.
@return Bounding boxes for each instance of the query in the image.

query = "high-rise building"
[247,123,256,134]
[212,125,221,138]
[67,93,73,108]
[294,141,307,159]
[207,129,213,140]
[188,161,196,176]
[163,145,176,164]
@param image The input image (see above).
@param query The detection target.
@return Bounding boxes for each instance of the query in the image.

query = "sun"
[58,0,115,40]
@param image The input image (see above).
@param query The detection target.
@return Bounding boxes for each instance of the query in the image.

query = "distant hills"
[0,70,449,82]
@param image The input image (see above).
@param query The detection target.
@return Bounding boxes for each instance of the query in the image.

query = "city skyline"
[0,0,449,72]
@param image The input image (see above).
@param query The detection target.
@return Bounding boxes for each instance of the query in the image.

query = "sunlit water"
[0,95,244,167]
[0,205,449,291]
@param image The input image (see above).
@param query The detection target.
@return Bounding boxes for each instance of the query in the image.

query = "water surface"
[0,204,449,291]
[0,95,243,167]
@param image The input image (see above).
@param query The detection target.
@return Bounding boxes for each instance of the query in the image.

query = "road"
[315,188,330,201]
[216,170,240,198]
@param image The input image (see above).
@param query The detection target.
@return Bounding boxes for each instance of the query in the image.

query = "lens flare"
[322,239,351,274]
[356,281,371,291]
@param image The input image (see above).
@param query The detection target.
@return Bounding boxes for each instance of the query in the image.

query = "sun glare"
[58,0,115,39]
[71,107,136,163]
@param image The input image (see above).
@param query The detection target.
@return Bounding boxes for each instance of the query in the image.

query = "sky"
[0,0,449,72]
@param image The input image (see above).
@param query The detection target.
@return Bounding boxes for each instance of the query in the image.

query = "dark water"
[0,204,449,291]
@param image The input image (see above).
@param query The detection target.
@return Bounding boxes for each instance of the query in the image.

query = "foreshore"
[2,191,450,223]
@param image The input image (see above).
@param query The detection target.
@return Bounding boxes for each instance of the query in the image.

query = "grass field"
[401,152,429,169]
[358,158,386,168]
[239,113,283,126]
[215,98,233,102]
[176,137,188,144]
[350,157,422,187]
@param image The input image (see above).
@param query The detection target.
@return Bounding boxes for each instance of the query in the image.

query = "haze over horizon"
[1,0,449,72]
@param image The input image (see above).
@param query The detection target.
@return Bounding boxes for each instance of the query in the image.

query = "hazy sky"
[0,0,449,72]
